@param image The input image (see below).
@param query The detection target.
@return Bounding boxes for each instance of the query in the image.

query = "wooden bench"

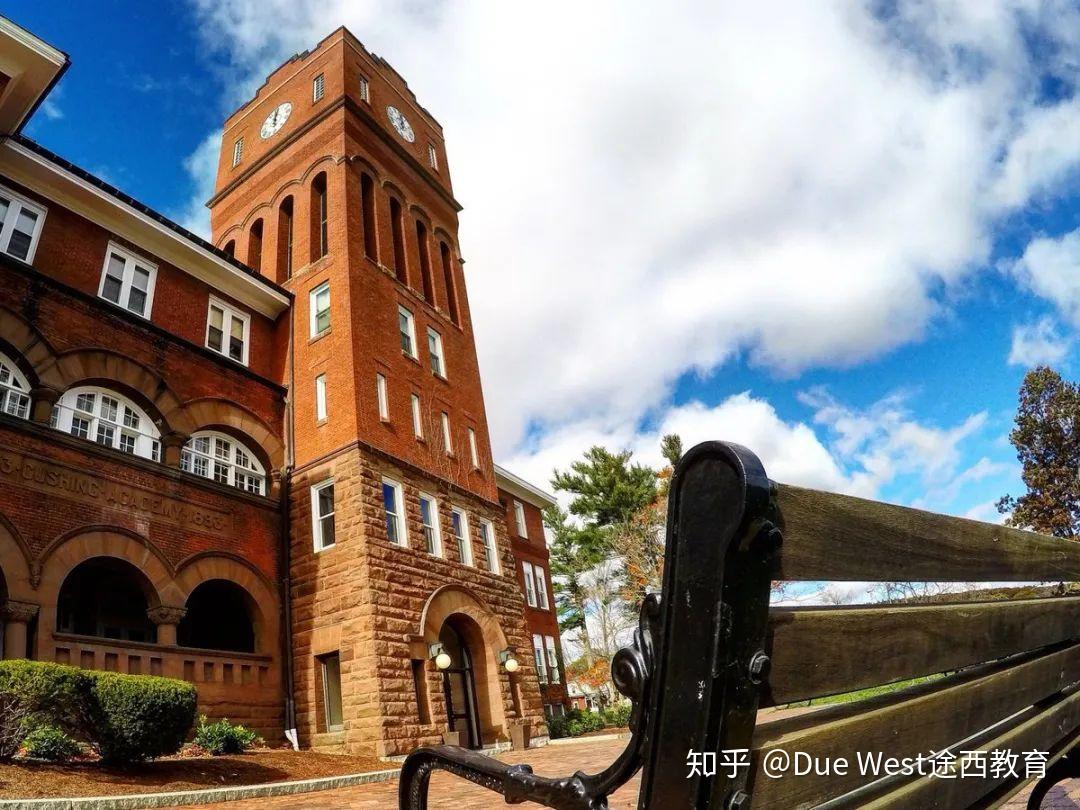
[399,440,1080,809]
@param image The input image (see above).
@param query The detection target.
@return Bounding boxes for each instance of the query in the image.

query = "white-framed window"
[358,75,370,102]
[232,138,243,167]
[522,561,537,607]
[0,184,46,263]
[382,477,407,546]
[205,297,251,365]
[468,428,479,469]
[418,492,442,556]
[427,328,445,377]
[0,352,31,420]
[440,411,452,456]
[428,143,438,170]
[376,373,389,421]
[411,394,424,439]
[313,73,325,102]
[533,634,547,684]
[478,518,498,573]
[97,243,158,318]
[398,306,417,358]
[309,282,330,337]
[535,566,550,610]
[311,480,336,551]
[513,500,528,538]
[545,636,560,683]
[180,430,266,495]
[51,386,161,461]
[451,507,472,566]
[315,374,328,421]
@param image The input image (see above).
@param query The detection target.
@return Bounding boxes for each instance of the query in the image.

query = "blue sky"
[13,1,1080,529]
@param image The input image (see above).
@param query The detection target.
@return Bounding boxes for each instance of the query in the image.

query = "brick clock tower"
[208,28,545,756]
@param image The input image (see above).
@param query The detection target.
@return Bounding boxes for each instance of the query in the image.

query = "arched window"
[416,219,435,303]
[440,241,460,325]
[222,239,236,257]
[0,351,31,419]
[178,579,256,653]
[389,196,407,284]
[311,172,328,261]
[51,386,161,461]
[247,218,263,273]
[277,196,294,282]
[360,173,377,261]
[180,430,266,495]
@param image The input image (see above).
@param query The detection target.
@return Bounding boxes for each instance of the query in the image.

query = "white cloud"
[173,130,221,238]
[182,0,1080,458]
[1007,316,1071,366]
[40,99,63,121]
[1013,232,1080,327]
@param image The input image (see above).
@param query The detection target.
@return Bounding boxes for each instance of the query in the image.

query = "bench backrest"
[400,440,1079,809]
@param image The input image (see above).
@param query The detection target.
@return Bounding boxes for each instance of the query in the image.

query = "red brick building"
[0,17,560,756]
[495,466,569,718]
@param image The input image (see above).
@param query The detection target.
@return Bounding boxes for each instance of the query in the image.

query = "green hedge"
[0,660,196,763]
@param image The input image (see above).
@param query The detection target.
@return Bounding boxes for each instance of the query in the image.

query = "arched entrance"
[178,579,256,652]
[439,616,483,749]
[56,558,157,642]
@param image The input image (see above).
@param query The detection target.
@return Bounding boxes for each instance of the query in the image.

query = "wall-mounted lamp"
[429,643,452,671]
[498,648,519,673]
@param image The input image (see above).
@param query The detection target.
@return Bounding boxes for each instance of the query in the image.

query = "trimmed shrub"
[23,725,80,762]
[548,708,606,739]
[193,716,260,755]
[89,671,197,763]
[0,660,196,764]
[601,703,632,728]
[0,691,32,761]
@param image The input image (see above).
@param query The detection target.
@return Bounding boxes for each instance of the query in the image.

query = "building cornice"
[494,465,558,510]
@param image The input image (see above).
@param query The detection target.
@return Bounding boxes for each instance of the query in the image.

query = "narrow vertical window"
[452,508,472,566]
[545,636,559,682]
[418,492,441,556]
[440,412,452,455]
[318,653,343,730]
[535,566,549,610]
[313,73,325,102]
[359,75,370,102]
[533,634,547,684]
[398,306,417,358]
[277,196,294,282]
[390,196,407,283]
[247,218,263,273]
[310,282,331,337]
[514,501,528,537]
[311,480,336,550]
[479,518,498,573]
[468,428,479,469]
[315,374,327,421]
[376,373,389,421]
[439,241,459,325]
[360,173,377,261]
[311,173,328,261]
[382,478,407,546]
[427,329,445,377]
[232,138,243,167]
[522,562,537,607]
[428,143,438,170]
[416,219,435,303]
[411,394,424,439]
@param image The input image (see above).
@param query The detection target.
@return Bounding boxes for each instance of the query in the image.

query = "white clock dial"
[259,102,293,139]
[386,105,415,143]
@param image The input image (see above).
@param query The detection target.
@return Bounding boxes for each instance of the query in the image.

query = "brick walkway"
[178,737,1080,809]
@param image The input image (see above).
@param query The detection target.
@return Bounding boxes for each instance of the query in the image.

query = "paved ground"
[178,736,1080,809]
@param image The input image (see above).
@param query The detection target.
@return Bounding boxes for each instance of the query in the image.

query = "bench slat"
[764,596,1080,706]
[774,484,1080,581]
[747,643,1080,809]
[863,686,1080,809]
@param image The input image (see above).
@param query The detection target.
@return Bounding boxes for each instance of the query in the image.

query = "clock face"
[260,102,293,139]
[386,106,415,143]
